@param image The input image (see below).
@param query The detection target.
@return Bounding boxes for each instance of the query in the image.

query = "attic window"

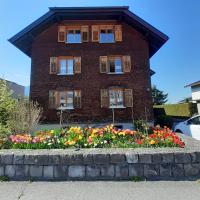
[67,29,81,43]
[100,27,115,43]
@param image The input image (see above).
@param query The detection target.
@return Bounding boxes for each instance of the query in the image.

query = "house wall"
[30,21,153,123]
[191,85,200,101]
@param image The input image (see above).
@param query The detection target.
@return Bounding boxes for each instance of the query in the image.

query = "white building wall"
[191,86,200,101]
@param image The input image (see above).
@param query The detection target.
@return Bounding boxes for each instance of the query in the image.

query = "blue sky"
[0,0,200,103]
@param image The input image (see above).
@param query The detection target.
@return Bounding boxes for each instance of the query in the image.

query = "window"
[188,117,200,125]
[67,29,81,43]
[59,91,73,109]
[49,90,81,109]
[108,57,122,73]
[109,89,124,108]
[58,59,74,75]
[100,56,131,74]
[100,28,115,43]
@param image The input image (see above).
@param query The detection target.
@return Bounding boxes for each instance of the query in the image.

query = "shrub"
[155,115,173,129]
[0,79,16,138]
[8,100,42,134]
[153,103,197,118]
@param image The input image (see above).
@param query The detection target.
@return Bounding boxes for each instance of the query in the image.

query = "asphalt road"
[0,181,200,200]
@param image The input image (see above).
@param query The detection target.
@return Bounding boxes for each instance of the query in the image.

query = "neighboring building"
[185,80,200,114]
[1,79,24,99]
[9,6,168,122]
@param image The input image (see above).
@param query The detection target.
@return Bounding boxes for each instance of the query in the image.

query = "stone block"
[191,152,200,163]
[70,154,83,165]
[171,164,184,177]
[115,165,129,178]
[101,165,115,177]
[15,165,29,178]
[24,155,38,165]
[29,165,43,178]
[68,166,85,178]
[37,155,49,165]
[160,164,171,177]
[144,164,159,178]
[43,166,54,179]
[60,155,70,165]
[174,153,191,164]
[48,155,60,165]
[5,165,15,177]
[152,154,162,164]
[83,154,93,164]
[93,154,109,164]
[139,154,152,164]
[1,154,13,164]
[162,153,174,163]
[0,166,4,176]
[13,155,24,164]
[54,166,68,179]
[184,163,200,177]
[110,154,125,163]
[86,165,100,178]
[125,153,138,163]
[129,164,143,177]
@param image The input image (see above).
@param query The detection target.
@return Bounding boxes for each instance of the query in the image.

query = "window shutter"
[81,26,89,42]
[100,56,108,73]
[50,57,57,74]
[74,90,81,108]
[58,26,66,42]
[115,25,122,42]
[74,57,81,73]
[122,56,131,72]
[49,90,57,108]
[100,89,109,108]
[56,91,61,108]
[92,25,99,42]
[124,89,133,107]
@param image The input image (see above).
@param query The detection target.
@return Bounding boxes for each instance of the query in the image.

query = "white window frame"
[66,28,81,44]
[109,89,125,108]
[58,58,74,75]
[107,57,123,74]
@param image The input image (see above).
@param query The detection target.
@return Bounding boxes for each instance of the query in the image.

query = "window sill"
[107,72,124,75]
[57,107,74,110]
[109,106,126,109]
[57,73,74,76]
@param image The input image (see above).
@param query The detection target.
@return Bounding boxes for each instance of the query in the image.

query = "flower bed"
[5,125,185,149]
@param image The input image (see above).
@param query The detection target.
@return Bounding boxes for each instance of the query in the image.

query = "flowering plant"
[7,125,185,149]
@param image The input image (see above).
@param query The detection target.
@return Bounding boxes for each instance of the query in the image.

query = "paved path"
[0,181,200,200]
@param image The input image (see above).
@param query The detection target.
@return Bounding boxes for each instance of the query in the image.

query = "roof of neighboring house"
[9,6,169,58]
[185,80,200,88]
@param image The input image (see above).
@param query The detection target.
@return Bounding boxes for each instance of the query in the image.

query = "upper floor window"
[100,55,131,74]
[100,27,115,43]
[50,57,81,75]
[59,59,74,75]
[108,57,122,73]
[67,29,81,43]
[58,26,89,43]
[58,25,122,43]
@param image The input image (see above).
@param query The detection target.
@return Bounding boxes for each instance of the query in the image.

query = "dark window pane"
[109,59,115,73]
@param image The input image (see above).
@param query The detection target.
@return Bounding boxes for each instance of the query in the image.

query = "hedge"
[153,103,197,118]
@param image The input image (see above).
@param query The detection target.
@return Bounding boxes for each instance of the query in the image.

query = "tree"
[152,85,168,105]
[0,79,16,137]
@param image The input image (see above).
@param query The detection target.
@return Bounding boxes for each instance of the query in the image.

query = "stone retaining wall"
[0,149,200,181]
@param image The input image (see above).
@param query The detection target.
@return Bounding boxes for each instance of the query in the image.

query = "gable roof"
[185,80,200,88]
[9,6,169,57]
